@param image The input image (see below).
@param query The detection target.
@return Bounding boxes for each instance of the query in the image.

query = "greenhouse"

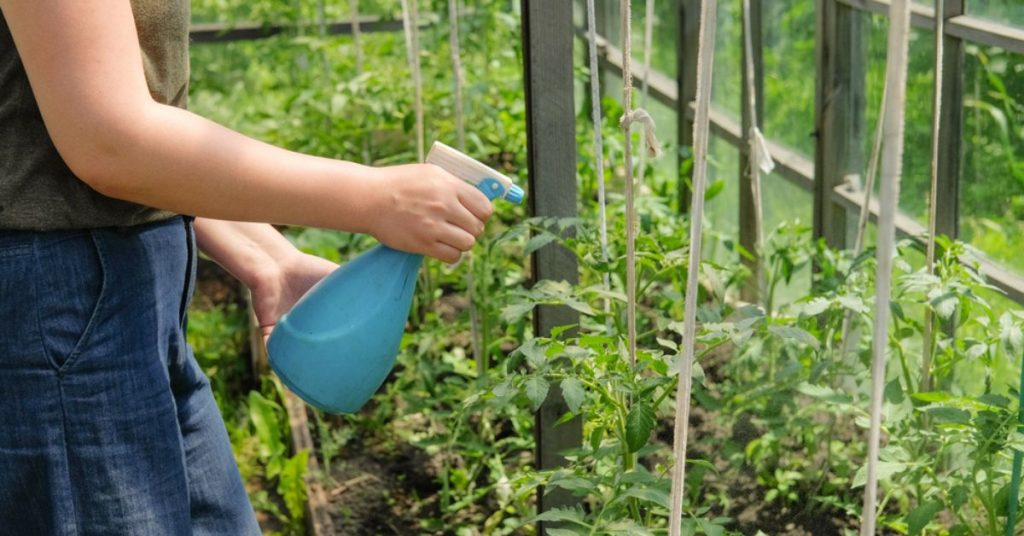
[4,0,1024,534]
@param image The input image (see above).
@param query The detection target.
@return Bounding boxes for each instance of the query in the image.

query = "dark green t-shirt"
[0,0,189,230]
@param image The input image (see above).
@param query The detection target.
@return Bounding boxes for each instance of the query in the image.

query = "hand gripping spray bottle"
[267,142,524,414]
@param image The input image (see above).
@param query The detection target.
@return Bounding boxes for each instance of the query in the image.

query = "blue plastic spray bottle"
[267,142,524,414]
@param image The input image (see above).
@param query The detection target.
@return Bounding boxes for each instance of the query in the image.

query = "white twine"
[448,0,465,151]
[921,0,945,392]
[635,0,657,182]
[741,0,771,301]
[668,1,717,534]
[350,0,371,165]
[585,0,612,324]
[400,0,425,162]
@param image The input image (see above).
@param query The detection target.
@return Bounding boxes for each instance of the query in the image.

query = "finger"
[437,223,476,252]
[430,242,463,264]
[455,181,495,222]
[447,203,485,238]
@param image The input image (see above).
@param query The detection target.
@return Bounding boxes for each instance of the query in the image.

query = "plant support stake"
[669,1,716,534]
[862,1,911,534]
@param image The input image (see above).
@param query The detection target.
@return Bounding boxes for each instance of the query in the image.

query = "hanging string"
[837,74,888,362]
[445,0,484,375]
[400,0,425,162]
[668,0,716,534]
[862,1,911,534]
[921,0,944,393]
[349,0,372,164]
[635,0,656,183]
[448,0,465,151]
[741,0,772,302]
[621,0,662,369]
[585,0,612,325]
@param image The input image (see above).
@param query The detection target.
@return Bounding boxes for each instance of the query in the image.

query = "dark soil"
[316,430,440,535]
[661,344,858,536]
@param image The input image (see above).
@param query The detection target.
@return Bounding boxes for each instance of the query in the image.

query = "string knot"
[749,126,775,174]
[620,108,662,158]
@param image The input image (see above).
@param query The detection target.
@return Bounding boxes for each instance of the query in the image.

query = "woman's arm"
[193,218,337,341]
[0,0,490,263]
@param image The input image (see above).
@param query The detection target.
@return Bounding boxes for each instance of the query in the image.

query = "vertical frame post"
[935,0,964,241]
[677,0,700,214]
[814,0,864,252]
[739,0,764,301]
[521,1,582,531]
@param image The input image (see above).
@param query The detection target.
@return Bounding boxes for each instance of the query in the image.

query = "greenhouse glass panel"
[704,135,741,264]
[712,0,741,120]
[762,0,816,158]
[968,1,1024,27]
[961,44,1024,277]
[862,12,936,228]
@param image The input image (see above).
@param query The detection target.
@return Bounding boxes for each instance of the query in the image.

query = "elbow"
[65,153,125,199]
[53,105,151,201]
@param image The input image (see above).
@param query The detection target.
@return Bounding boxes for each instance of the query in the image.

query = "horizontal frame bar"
[835,0,1024,55]
[189,16,416,43]
[579,25,1024,304]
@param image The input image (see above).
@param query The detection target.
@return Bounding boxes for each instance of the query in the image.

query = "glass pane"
[704,135,741,264]
[712,0,741,120]
[762,0,816,157]
[861,13,936,228]
[961,44,1024,275]
[968,1,1024,27]
[762,172,813,303]
[590,0,679,80]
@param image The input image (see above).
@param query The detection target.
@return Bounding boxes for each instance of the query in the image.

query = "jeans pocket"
[35,233,108,371]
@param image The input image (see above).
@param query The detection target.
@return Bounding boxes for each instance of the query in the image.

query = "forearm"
[93,103,383,233]
[193,218,301,289]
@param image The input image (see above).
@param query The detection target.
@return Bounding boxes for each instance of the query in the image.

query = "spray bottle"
[267,142,524,414]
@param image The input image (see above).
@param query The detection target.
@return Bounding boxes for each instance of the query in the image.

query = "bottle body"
[268,246,423,413]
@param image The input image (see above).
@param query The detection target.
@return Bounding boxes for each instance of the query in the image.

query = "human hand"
[367,163,494,263]
[250,251,338,344]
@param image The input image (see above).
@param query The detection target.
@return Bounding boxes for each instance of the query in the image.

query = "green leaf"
[532,507,585,525]
[1001,313,1023,356]
[544,529,585,536]
[803,297,831,316]
[248,391,285,462]
[852,461,907,488]
[524,233,557,256]
[912,391,952,404]
[768,325,821,350]
[622,487,670,509]
[931,292,959,320]
[625,403,656,453]
[704,179,725,201]
[518,339,547,369]
[548,475,595,494]
[278,450,309,520]
[906,499,943,535]
[525,376,550,411]
[560,378,585,414]
[796,382,852,404]
[926,407,970,425]
[501,302,536,323]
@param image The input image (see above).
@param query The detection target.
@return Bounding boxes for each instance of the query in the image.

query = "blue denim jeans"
[0,216,260,535]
